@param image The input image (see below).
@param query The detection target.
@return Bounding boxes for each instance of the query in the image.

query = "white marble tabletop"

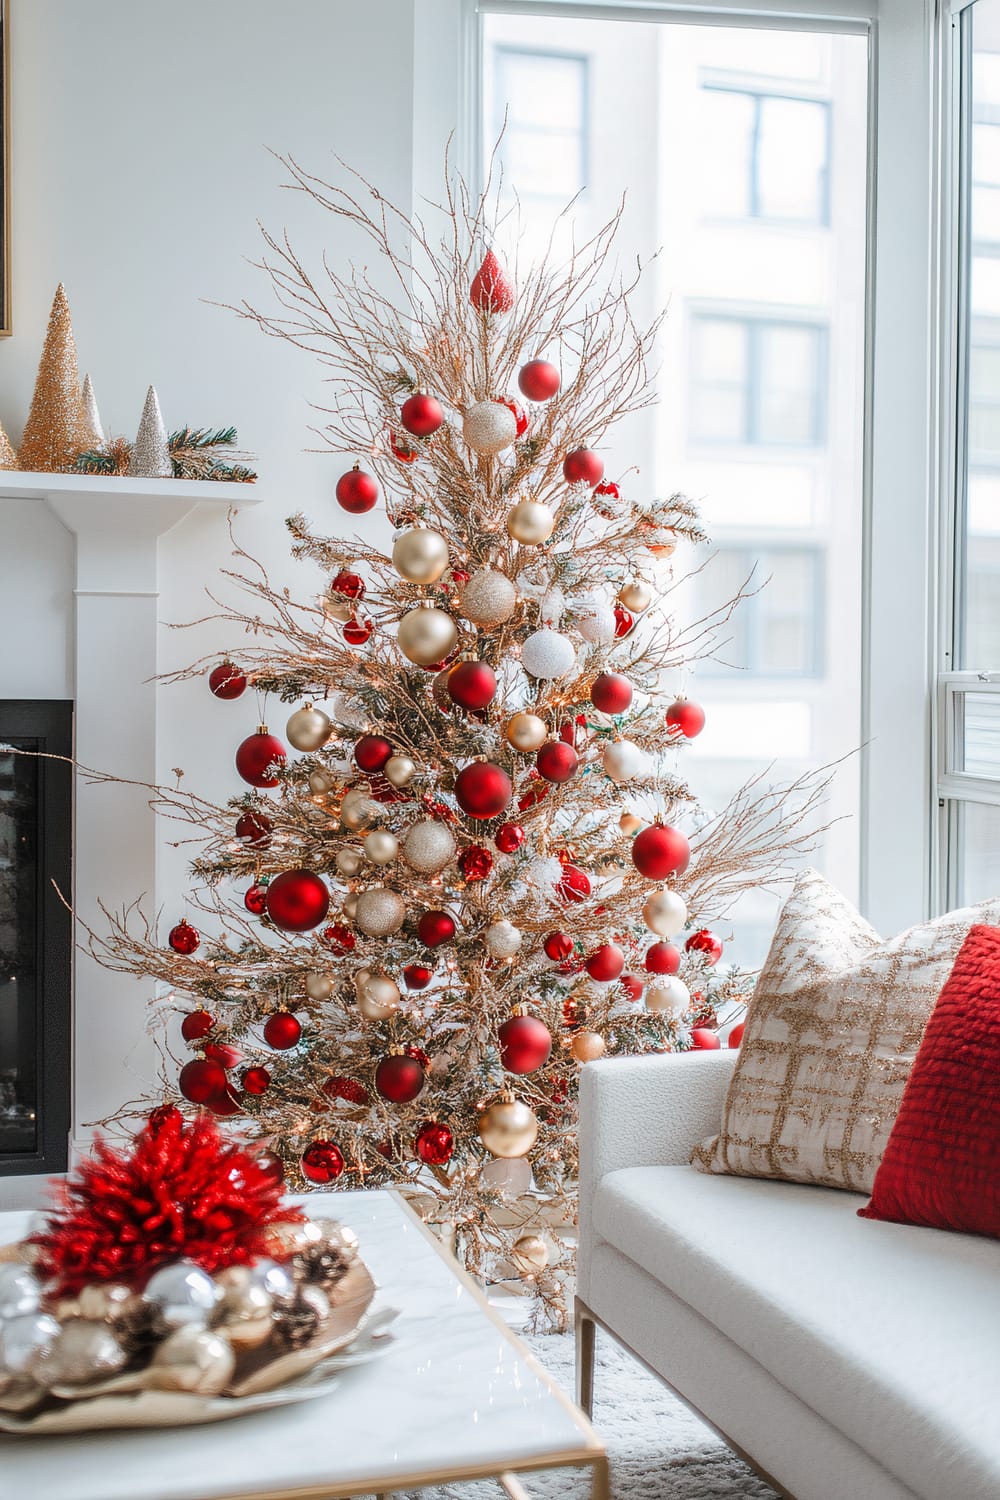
[0,1189,604,1500]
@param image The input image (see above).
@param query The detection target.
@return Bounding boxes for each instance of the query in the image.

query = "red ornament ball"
[168,920,200,955]
[690,1028,721,1051]
[414,1120,454,1166]
[458,845,493,882]
[728,1022,746,1050]
[375,1053,426,1104]
[403,964,433,991]
[320,923,356,953]
[178,1058,227,1105]
[594,480,620,499]
[518,359,561,403]
[563,448,604,488]
[256,1151,285,1185]
[498,1014,552,1074]
[497,397,529,437]
[591,672,633,716]
[666,698,706,739]
[556,862,591,904]
[586,942,625,983]
[354,734,394,775]
[208,1085,243,1117]
[301,1140,345,1184]
[180,1010,213,1043]
[495,822,526,854]
[389,431,419,464]
[236,730,286,789]
[543,931,574,962]
[470,249,514,314]
[204,1041,242,1071]
[614,606,635,639]
[343,616,373,646]
[620,973,644,1002]
[448,660,497,711]
[263,1011,302,1051]
[323,1076,371,1106]
[241,1066,271,1096]
[455,761,511,820]
[235,811,273,848]
[336,467,379,514]
[331,569,366,601]
[265,869,330,932]
[536,740,579,784]
[686,929,724,965]
[645,941,681,974]
[417,909,457,947]
[631,824,690,880]
[244,883,268,916]
[401,393,444,438]
[209,661,247,700]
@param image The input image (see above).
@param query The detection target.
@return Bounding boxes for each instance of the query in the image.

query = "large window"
[699,87,831,224]
[689,315,827,448]
[943,0,1000,907]
[483,11,868,965]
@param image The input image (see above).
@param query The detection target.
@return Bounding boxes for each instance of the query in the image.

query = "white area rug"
[414,1326,779,1500]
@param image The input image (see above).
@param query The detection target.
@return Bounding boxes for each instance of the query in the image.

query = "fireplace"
[0,700,72,1176]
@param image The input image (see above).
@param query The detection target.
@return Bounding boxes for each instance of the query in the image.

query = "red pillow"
[859,923,1000,1236]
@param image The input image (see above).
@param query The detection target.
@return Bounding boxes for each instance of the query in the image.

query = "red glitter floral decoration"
[31,1105,302,1297]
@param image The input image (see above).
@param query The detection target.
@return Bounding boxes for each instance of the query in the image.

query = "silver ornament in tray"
[149,1324,236,1395]
[0,1310,59,1380]
[0,1263,42,1321]
[35,1318,128,1389]
[142,1260,220,1332]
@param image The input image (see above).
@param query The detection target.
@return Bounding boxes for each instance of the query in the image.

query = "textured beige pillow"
[692,869,1000,1193]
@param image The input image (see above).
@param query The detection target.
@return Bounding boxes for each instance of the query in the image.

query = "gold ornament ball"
[305,972,336,1001]
[478,1098,538,1159]
[397,604,459,666]
[484,919,522,957]
[392,526,450,585]
[76,1281,135,1327]
[642,888,688,938]
[364,830,399,866]
[36,1318,128,1388]
[505,712,547,752]
[506,498,554,546]
[511,1234,549,1272]
[352,967,372,993]
[571,1030,607,1062]
[618,579,654,613]
[462,400,518,455]
[341,789,379,831]
[149,1325,236,1396]
[355,886,406,936]
[385,754,416,788]
[358,973,401,1019]
[309,768,336,796]
[619,810,643,836]
[286,704,333,752]
[459,569,518,630]
[336,847,364,878]
[402,818,456,874]
[342,893,360,921]
[213,1280,274,1351]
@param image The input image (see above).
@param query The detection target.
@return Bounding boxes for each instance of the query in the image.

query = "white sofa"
[576,1050,1000,1500]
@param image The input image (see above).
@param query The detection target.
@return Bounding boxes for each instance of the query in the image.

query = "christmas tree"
[19,284,90,472]
[88,159,831,1328]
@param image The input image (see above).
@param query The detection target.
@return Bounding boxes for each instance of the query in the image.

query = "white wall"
[0,0,429,1184]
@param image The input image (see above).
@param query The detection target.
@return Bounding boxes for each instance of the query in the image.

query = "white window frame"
[414,0,941,938]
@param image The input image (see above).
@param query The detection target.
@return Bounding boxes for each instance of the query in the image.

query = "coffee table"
[0,1188,607,1500]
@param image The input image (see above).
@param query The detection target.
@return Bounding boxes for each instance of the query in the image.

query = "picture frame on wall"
[0,0,10,337]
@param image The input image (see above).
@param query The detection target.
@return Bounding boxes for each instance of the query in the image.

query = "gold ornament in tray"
[0,1109,398,1435]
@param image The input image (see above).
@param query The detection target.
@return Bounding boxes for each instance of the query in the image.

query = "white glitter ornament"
[538,586,566,626]
[80,372,104,447]
[642,888,688,938]
[462,400,518,455]
[645,976,690,1015]
[602,739,648,783]
[459,569,518,629]
[128,385,172,478]
[355,886,406,936]
[575,601,617,645]
[484,919,522,957]
[521,628,576,680]
[402,818,456,874]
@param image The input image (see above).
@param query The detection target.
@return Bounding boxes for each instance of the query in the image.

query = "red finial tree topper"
[470,250,514,314]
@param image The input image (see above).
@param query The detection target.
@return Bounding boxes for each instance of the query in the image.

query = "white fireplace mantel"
[0,471,263,1201]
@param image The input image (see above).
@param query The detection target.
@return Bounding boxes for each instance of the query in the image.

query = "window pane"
[494,51,587,198]
[956,802,1000,904]
[699,90,754,218]
[757,324,823,444]
[757,98,828,222]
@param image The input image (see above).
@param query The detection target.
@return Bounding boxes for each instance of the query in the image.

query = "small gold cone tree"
[19,284,90,472]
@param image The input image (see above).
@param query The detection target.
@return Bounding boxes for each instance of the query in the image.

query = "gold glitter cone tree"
[19,284,91,472]
[82,157,835,1331]
[0,418,17,469]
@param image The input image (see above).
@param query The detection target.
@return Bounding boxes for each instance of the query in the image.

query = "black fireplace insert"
[0,701,72,1176]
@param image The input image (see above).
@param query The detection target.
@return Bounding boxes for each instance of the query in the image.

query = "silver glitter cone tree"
[129,385,172,478]
[80,373,104,449]
[87,158,833,1329]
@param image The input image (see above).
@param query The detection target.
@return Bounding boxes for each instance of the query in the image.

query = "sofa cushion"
[692,868,1000,1193]
[860,924,1000,1238]
[593,1163,1000,1500]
